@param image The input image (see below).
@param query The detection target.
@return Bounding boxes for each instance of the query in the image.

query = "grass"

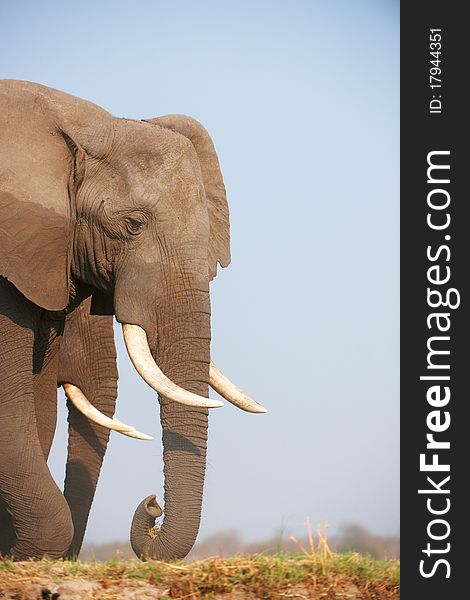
[0,528,399,599]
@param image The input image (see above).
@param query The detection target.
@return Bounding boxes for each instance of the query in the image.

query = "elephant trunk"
[130,402,208,559]
[129,289,211,560]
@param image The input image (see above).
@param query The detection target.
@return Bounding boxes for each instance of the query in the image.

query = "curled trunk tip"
[130,495,163,560]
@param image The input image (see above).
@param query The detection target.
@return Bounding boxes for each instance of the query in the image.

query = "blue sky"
[1,0,399,545]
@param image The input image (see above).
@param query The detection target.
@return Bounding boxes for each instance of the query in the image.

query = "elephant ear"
[0,80,110,310]
[146,115,231,280]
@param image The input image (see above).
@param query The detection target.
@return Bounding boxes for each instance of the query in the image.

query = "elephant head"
[0,80,265,560]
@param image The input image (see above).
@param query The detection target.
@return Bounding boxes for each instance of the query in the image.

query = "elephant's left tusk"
[209,362,268,413]
[63,383,154,441]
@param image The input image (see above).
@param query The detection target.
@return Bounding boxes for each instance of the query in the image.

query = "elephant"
[0,80,266,561]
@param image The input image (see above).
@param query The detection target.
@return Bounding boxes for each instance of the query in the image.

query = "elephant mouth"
[63,322,267,439]
[122,324,223,409]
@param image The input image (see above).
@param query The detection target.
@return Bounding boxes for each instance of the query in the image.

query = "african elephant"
[0,80,266,561]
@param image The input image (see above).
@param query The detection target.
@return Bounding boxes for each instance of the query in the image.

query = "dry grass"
[0,530,399,599]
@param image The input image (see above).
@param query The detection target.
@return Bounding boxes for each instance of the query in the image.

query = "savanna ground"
[0,534,399,600]
[0,554,399,600]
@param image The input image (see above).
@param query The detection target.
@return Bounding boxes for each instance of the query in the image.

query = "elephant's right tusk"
[122,323,223,409]
[63,383,153,441]
[209,362,268,413]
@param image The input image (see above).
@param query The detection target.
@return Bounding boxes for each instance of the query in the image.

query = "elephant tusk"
[209,362,268,413]
[122,323,223,409]
[63,383,154,441]
[111,417,154,441]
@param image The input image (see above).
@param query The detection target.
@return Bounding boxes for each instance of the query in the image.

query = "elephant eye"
[125,217,144,235]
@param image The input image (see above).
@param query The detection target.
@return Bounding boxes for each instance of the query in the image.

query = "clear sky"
[0,0,399,545]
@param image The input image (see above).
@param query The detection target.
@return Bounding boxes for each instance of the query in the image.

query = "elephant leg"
[33,319,63,459]
[0,496,15,556]
[0,279,73,559]
[58,297,118,558]
[0,315,62,554]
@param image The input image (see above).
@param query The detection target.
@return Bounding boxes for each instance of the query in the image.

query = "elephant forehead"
[126,151,205,206]
[105,118,202,182]
[129,176,206,221]
[114,118,194,169]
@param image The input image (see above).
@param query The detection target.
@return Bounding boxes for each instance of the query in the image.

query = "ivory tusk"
[209,362,267,413]
[122,323,223,409]
[111,417,154,441]
[63,383,153,441]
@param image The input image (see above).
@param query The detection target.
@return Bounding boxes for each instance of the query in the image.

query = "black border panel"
[401,3,467,597]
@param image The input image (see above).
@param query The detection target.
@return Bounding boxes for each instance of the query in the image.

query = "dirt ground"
[0,553,399,600]
[0,576,399,599]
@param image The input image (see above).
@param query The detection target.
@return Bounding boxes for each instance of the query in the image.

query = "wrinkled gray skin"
[0,80,230,560]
